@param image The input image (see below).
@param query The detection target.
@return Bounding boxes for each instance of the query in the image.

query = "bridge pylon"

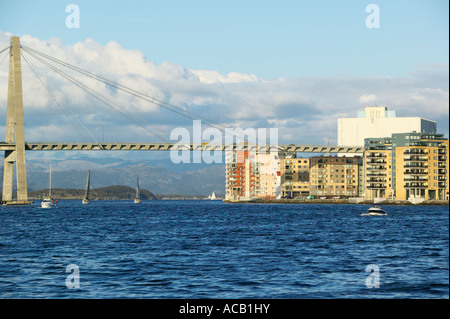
[2,37,31,205]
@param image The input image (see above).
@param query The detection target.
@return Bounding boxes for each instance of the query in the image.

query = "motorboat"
[41,197,57,208]
[367,205,387,215]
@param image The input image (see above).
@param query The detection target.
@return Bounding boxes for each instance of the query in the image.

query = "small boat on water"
[367,205,387,215]
[82,170,90,205]
[210,192,217,200]
[134,175,141,204]
[41,162,57,208]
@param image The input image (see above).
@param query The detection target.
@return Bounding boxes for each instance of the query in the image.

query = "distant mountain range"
[1,157,225,196]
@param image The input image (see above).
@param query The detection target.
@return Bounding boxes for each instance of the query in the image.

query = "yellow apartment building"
[365,133,448,201]
[309,156,363,198]
[279,154,310,198]
[363,138,394,200]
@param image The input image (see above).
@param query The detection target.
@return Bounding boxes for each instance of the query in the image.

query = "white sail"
[49,162,52,198]
[134,175,141,204]
[210,192,216,200]
[82,170,90,204]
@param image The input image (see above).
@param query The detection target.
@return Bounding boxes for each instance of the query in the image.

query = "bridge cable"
[21,44,224,128]
[20,46,272,147]
[21,52,104,148]
[20,45,228,133]
[0,45,10,55]
[0,46,10,66]
[22,48,168,142]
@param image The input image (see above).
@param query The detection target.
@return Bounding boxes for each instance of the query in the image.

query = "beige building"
[309,156,363,198]
[255,152,280,199]
[279,154,310,198]
[363,138,394,200]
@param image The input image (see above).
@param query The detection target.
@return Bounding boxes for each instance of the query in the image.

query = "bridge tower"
[2,37,31,205]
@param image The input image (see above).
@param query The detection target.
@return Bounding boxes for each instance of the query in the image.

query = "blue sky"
[1,0,448,78]
[0,0,448,163]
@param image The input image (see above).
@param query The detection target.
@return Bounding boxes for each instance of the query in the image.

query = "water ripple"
[0,201,448,298]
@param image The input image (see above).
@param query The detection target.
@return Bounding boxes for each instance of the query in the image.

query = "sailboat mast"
[49,162,52,198]
[136,175,140,199]
[85,170,90,198]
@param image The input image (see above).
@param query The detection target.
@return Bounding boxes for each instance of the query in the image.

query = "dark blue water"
[0,200,448,299]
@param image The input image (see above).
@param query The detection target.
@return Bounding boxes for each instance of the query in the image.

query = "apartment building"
[393,133,448,201]
[364,133,448,201]
[309,156,363,198]
[225,147,280,201]
[225,149,257,201]
[279,153,310,198]
[363,137,394,200]
[255,152,280,199]
[225,132,448,202]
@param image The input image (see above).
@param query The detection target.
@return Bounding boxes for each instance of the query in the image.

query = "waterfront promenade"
[227,198,449,206]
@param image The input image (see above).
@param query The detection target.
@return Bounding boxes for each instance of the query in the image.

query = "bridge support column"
[2,37,31,205]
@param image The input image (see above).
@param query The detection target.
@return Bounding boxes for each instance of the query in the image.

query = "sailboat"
[134,175,141,204]
[210,192,217,200]
[82,170,90,205]
[41,162,57,208]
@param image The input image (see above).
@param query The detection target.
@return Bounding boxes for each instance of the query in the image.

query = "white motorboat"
[367,205,387,215]
[82,170,90,205]
[41,162,56,208]
[41,197,56,208]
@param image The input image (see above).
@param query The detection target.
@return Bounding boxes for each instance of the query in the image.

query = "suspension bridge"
[0,36,364,205]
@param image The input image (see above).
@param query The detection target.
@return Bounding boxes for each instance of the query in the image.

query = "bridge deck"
[0,142,364,153]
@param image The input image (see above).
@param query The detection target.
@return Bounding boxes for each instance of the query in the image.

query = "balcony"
[367,165,387,170]
[404,177,428,182]
[367,183,386,189]
[405,182,428,188]
[366,172,386,177]
[367,176,386,181]
[367,160,387,164]
[367,182,387,187]
[366,153,386,158]
[404,156,428,162]
[404,163,428,168]
[404,169,428,175]
[404,150,427,155]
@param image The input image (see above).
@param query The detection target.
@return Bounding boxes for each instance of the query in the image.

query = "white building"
[338,106,436,147]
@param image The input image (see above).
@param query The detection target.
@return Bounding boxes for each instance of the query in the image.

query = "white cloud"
[0,31,448,149]
[191,69,259,84]
[359,94,377,104]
